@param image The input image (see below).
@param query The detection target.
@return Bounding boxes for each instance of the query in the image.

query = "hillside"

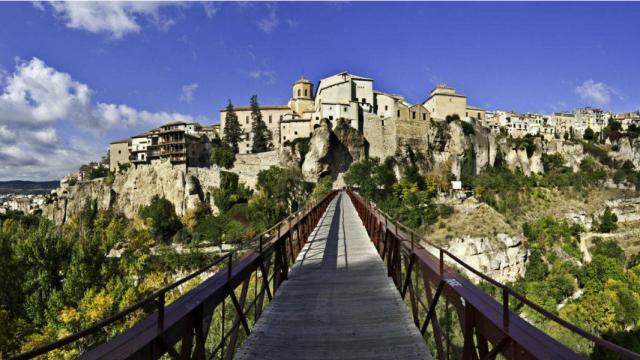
[0,180,59,195]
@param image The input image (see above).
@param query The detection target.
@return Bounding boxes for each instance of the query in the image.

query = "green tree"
[344,158,379,199]
[250,95,272,153]
[17,221,72,325]
[222,100,243,153]
[210,137,235,168]
[584,127,595,140]
[308,176,333,204]
[139,196,182,241]
[598,207,618,233]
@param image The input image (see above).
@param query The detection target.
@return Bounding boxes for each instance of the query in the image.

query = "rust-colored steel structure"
[13,191,338,360]
[13,189,640,360]
[347,190,640,360]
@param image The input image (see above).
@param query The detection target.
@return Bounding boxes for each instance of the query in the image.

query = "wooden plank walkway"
[235,192,431,360]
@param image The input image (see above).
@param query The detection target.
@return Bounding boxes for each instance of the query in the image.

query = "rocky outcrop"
[44,161,221,224]
[606,197,640,222]
[543,139,584,171]
[301,119,366,182]
[230,151,282,188]
[429,234,529,283]
[609,137,640,168]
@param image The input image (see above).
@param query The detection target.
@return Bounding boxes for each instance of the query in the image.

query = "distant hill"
[0,180,59,195]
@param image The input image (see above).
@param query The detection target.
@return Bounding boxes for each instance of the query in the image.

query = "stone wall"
[230,151,281,188]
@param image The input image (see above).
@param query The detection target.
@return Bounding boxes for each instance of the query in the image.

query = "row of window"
[244,114,283,124]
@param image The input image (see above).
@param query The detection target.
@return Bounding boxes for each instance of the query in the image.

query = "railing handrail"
[13,189,338,360]
[349,190,640,360]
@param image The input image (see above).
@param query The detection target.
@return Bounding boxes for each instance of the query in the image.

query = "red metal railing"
[347,190,640,360]
[13,190,338,360]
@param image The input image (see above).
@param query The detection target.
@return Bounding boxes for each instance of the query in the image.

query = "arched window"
[304,89,308,97]
[298,89,301,97]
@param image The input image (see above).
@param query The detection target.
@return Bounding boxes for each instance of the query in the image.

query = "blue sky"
[0,1,639,180]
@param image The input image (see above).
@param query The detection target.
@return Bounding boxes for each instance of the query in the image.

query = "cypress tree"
[250,95,272,153]
[222,100,243,153]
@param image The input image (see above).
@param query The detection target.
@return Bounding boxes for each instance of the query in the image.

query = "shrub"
[139,196,182,241]
[597,207,618,233]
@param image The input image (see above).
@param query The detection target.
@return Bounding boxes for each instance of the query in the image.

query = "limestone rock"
[44,160,221,224]
[440,233,529,283]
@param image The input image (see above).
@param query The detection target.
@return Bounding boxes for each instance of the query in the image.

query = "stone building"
[220,72,488,160]
[109,139,130,171]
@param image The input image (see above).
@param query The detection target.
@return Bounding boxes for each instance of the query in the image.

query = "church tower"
[292,75,313,99]
[289,75,315,116]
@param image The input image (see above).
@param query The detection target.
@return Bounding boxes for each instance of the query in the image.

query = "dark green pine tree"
[222,100,243,153]
[250,95,272,153]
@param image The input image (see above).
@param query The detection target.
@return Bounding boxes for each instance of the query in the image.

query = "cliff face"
[301,119,366,181]
[439,234,529,283]
[44,161,220,224]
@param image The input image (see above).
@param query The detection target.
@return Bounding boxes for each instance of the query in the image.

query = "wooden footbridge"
[14,191,640,360]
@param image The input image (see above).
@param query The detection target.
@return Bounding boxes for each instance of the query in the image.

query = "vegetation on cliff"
[0,164,322,358]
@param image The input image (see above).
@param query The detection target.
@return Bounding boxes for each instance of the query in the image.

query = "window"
[316,116,319,120]
[478,112,481,119]
[329,116,334,120]
[382,120,385,127]
[269,115,272,123]
[412,112,416,119]
[294,131,298,135]
[304,89,308,97]
[385,105,388,111]
[283,136,287,140]
[118,150,121,154]
[344,107,347,112]
[397,110,400,117]
[280,115,283,120]
[423,113,426,120]
[466,112,468,117]
[298,89,301,97]
[361,98,366,103]
[245,116,249,124]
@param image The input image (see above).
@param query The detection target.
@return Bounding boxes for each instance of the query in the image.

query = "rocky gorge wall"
[44,160,221,224]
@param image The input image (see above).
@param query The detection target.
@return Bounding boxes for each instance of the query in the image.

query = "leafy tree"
[541,153,566,173]
[598,207,618,233]
[583,127,595,140]
[222,100,243,153]
[460,148,476,188]
[608,119,622,132]
[210,137,235,168]
[211,172,251,212]
[249,166,308,229]
[249,95,272,153]
[592,238,625,265]
[344,158,380,199]
[138,196,182,241]
[17,221,72,325]
[308,176,333,204]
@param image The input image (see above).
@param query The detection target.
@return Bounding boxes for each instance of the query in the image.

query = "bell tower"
[292,75,313,100]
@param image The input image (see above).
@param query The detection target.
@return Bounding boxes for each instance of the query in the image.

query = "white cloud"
[0,57,203,180]
[179,83,199,103]
[203,2,219,18]
[257,4,279,33]
[248,70,276,85]
[575,80,616,106]
[39,1,179,38]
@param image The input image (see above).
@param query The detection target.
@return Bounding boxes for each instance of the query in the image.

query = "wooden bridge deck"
[235,192,431,360]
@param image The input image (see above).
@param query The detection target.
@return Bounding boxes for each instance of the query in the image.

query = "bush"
[584,127,595,140]
[139,196,182,241]
[597,207,618,233]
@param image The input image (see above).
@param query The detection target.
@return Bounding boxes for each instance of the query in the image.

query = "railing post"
[157,292,165,333]
[439,249,444,278]
[503,287,509,332]
[227,252,233,280]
